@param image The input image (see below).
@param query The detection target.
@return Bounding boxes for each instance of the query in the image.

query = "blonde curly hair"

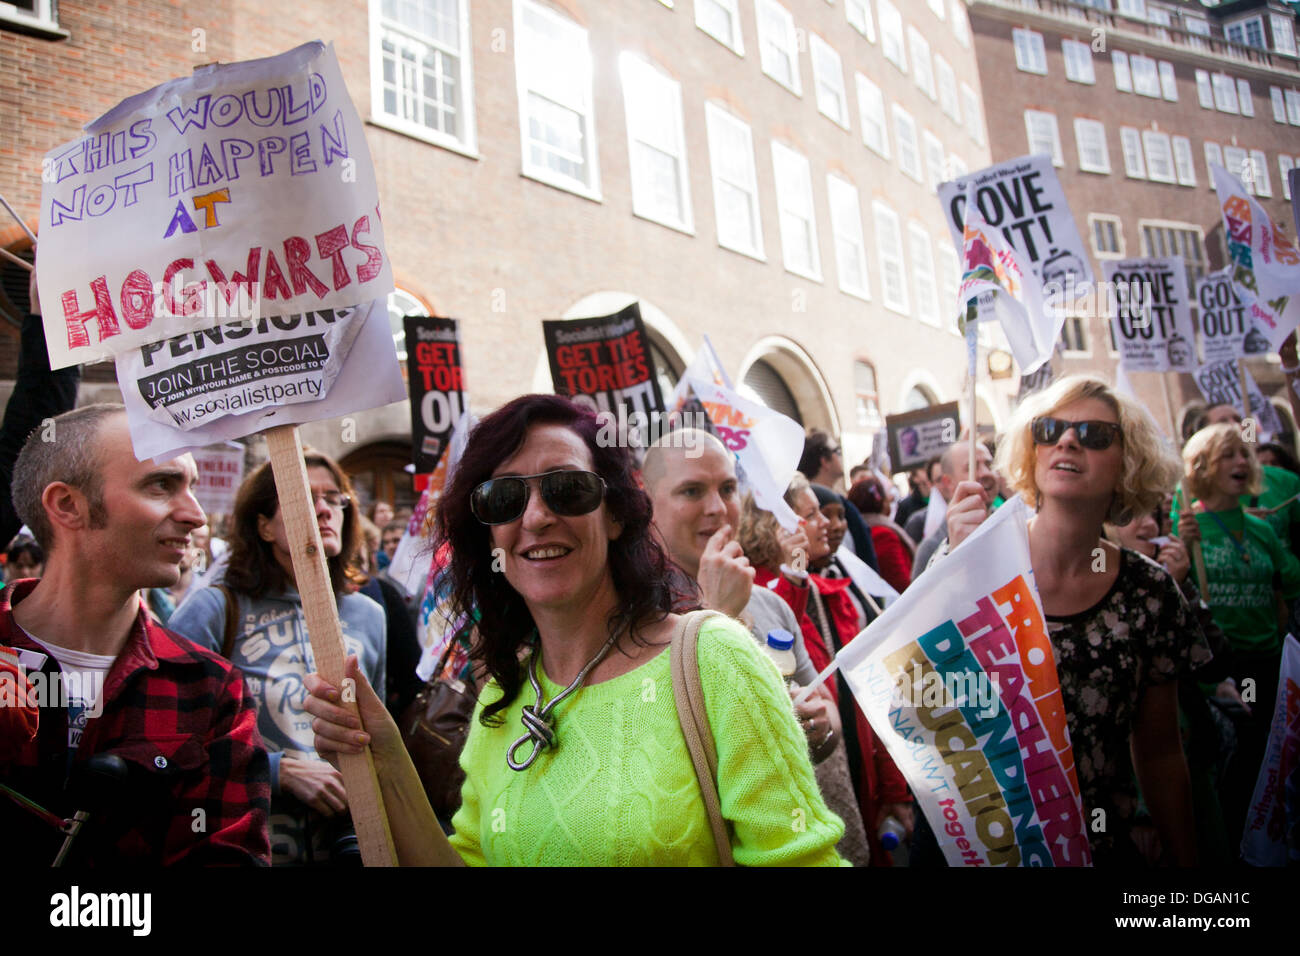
[1182,422,1263,502]
[995,374,1181,524]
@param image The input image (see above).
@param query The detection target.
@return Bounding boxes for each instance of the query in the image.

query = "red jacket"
[0,580,271,866]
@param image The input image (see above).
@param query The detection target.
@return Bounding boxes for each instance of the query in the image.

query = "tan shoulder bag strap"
[669,609,735,867]
[217,584,240,660]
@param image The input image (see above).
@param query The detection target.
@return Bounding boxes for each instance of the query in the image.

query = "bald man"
[911,440,998,579]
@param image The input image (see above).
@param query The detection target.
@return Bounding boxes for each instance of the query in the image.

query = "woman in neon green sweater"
[304,395,846,866]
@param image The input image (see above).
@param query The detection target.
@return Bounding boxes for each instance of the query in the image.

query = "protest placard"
[1241,634,1300,867]
[885,403,960,474]
[938,154,1092,350]
[1192,359,1283,440]
[543,303,666,437]
[120,297,404,461]
[1211,164,1300,352]
[37,41,392,369]
[1196,269,1273,364]
[403,316,466,475]
[191,441,244,515]
[1104,257,1195,373]
[810,499,1091,867]
[116,306,365,433]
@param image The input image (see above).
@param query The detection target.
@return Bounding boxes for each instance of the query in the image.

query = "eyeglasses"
[1031,417,1123,451]
[312,490,351,510]
[470,470,607,525]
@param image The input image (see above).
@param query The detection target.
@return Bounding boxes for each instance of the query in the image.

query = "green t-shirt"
[1172,507,1300,654]
[448,616,847,866]
[1246,465,1300,546]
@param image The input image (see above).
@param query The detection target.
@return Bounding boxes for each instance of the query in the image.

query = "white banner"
[1241,633,1300,867]
[123,297,404,462]
[814,499,1091,866]
[1196,269,1273,364]
[36,41,393,369]
[1105,257,1195,373]
[191,441,244,515]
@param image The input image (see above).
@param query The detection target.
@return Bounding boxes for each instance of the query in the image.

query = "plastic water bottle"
[878,815,907,851]
[763,629,798,687]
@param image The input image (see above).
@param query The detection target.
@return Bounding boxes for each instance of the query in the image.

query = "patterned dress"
[1045,547,1211,864]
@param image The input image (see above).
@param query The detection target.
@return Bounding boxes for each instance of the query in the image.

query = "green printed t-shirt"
[1247,465,1300,546]
[448,616,847,867]
[1173,507,1300,654]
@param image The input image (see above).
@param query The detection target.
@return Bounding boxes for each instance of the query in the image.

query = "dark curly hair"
[436,395,678,726]
[847,473,889,516]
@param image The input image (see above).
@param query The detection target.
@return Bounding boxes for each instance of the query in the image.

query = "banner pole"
[966,319,978,481]
[264,424,398,867]
[0,247,33,271]
[1238,358,1253,421]
[0,191,37,243]
[1159,372,1178,441]
[1174,485,1210,598]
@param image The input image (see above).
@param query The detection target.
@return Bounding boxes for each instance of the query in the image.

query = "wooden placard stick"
[264,423,397,866]
[1238,358,1252,421]
[1175,485,1210,599]
[1159,372,1178,441]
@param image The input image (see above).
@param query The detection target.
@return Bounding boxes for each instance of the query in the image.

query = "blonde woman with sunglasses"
[942,375,1207,866]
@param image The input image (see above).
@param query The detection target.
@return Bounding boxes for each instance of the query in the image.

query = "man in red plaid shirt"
[1,404,270,865]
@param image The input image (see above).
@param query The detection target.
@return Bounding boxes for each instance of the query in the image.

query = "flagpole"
[1159,372,1178,441]
[1175,485,1210,598]
[967,319,978,481]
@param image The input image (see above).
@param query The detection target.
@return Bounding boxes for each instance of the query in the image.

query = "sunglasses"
[470,470,607,525]
[1031,417,1123,451]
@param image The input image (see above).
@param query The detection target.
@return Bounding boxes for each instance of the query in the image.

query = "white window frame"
[1237,79,1255,118]
[810,34,850,128]
[856,74,889,158]
[620,54,694,233]
[1131,54,1160,98]
[938,242,961,335]
[704,102,764,260]
[513,0,601,200]
[0,0,61,33]
[1014,28,1048,75]
[1142,130,1175,184]
[1113,51,1132,92]
[1088,213,1126,259]
[910,27,937,99]
[1272,13,1297,57]
[1250,149,1272,197]
[951,0,970,48]
[1024,110,1063,167]
[1212,73,1240,114]
[893,105,923,182]
[1224,145,1251,194]
[909,222,940,327]
[1195,69,1213,109]
[936,56,960,123]
[878,0,907,73]
[846,0,875,42]
[873,200,909,315]
[927,0,946,20]
[1074,118,1110,174]
[1271,87,1287,124]
[369,0,478,157]
[1158,61,1177,102]
[694,0,745,56]
[1172,136,1196,187]
[961,83,984,146]
[923,129,946,190]
[756,0,802,95]
[1281,155,1295,201]
[1120,126,1146,179]
[1204,141,1224,190]
[1288,90,1300,126]
[1059,314,1091,358]
[1062,40,1095,85]
[771,141,822,281]
[827,176,872,300]
[1226,16,1266,51]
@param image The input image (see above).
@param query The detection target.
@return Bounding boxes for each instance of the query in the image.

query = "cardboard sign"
[938,155,1092,338]
[831,499,1090,866]
[191,441,245,514]
[115,306,364,432]
[1196,269,1272,364]
[886,403,961,474]
[543,303,665,426]
[1104,257,1195,373]
[1192,359,1283,440]
[403,316,467,475]
[37,41,393,369]
[122,297,404,461]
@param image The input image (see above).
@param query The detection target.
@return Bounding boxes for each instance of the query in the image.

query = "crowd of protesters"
[3,253,1299,866]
